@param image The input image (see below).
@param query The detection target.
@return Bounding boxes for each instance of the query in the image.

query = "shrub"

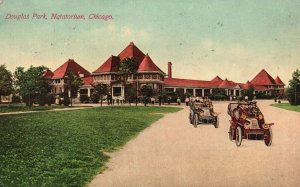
[90,94,100,103]
[80,95,90,103]
[255,92,274,99]
[12,95,21,103]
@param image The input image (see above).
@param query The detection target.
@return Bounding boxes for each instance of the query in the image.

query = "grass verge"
[271,103,300,112]
[0,106,181,186]
[0,105,69,113]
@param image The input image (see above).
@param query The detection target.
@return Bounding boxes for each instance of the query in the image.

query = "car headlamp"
[262,124,269,129]
[244,122,250,129]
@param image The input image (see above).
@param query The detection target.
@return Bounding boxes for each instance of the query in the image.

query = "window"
[144,74,150,79]
[113,87,121,96]
[80,89,88,95]
[138,74,143,79]
[152,74,157,79]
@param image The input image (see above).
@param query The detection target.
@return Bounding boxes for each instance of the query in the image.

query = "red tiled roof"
[137,54,163,73]
[93,56,120,73]
[82,76,94,85]
[118,42,145,65]
[274,76,285,85]
[250,69,276,85]
[253,85,269,91]
[52,59,90,78]
[164,78,214,87]
[241,81,253,89]
[43,69,53,78]
[211,76,223,82]
[218,79,239,88]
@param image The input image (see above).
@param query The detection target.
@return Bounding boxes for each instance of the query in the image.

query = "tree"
[14,66,51,107]
[118,57,138,105]
[242,86,254,101]
[92,83,109,107]
[211,88,227,100]
[125,84,137,105]
[0,65,13,103]
[66,72,83,106]
[286,69,300,105]
[140,85,154,107]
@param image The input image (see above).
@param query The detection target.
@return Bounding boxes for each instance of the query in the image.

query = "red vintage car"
[227,101,273,147]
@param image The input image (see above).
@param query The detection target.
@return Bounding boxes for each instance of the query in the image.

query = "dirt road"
[89,100,300,187]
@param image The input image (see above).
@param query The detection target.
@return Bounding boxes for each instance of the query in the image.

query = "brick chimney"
[168,62,172,78]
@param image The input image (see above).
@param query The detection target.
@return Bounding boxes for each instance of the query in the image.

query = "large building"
[44,42,285,101]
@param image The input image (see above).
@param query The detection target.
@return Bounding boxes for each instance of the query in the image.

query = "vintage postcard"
[0,0,299,187]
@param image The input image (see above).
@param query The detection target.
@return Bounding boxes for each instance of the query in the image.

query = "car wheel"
[193,114,198,128]
[235,126,242,147]
[214,116,219,128]
[229,127,233,141]
[189,112,193,124]
[264,127,273,146]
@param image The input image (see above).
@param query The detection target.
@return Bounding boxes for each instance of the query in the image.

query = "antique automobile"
[227,101,273,147]
[189,98,219,128]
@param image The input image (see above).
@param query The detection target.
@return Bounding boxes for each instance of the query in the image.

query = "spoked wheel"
[193,114,198,128]
[214,116,219,128]
[264,128,273,146]
[228,127,233,141]
[189,112,193,124]
[235,126,242,147]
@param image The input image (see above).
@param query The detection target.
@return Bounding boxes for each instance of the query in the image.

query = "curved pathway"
[90,100,300,187]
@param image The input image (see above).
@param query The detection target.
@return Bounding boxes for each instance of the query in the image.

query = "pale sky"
[0,0,299,85]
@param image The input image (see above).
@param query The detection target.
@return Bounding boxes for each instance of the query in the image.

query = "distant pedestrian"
[177,97,181,105]
[150,97,155,105]
[158,95,162,106]
[185,97,190,106]
[167,96,171,104]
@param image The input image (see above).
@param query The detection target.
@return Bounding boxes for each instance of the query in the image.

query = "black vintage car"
[189,98,219,128]
[227,101,274,147]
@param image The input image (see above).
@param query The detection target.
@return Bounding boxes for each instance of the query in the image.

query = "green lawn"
[271,103,300,112]
[0,106,181,187]
[0,105,69,113]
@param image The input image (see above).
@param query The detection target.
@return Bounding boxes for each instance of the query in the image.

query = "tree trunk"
[100,95,103,107]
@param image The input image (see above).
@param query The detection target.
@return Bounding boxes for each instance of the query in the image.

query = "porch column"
[234,89,236,96]
[87,88,91,97]
[202,89,204,97]
[174,88,176,92]
[210,89,212,94]
[184,88,187,94]
[122,86,125,97]
[78,90,81,98]
[193,88,196,96]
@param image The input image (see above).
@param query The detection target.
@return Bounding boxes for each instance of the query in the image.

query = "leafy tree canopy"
[119,57,138,74]
[14,66,51,106]
[286,69,300,105]
[66,71,83,98]
[92,83,109,106]
[0,65,13,97]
